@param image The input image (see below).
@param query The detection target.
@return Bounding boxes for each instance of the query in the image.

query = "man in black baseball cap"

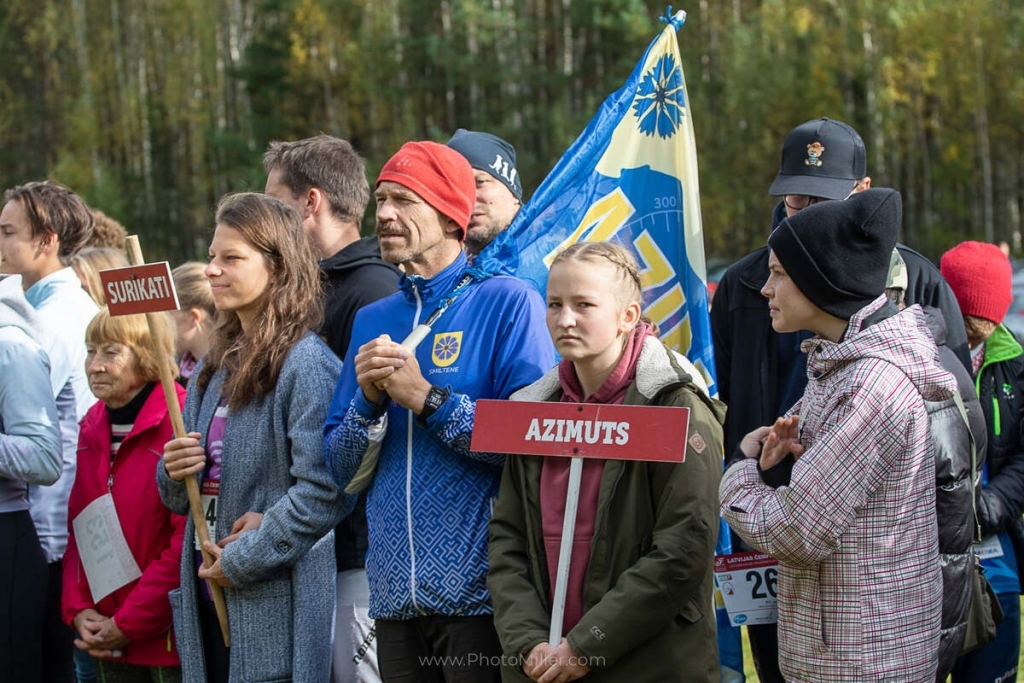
[446,128,523,260]
[710,117,970,683]
[768,117,869,202]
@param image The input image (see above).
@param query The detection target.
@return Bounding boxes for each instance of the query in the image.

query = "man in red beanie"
[941,241,1024,683]
[324,141,554,682]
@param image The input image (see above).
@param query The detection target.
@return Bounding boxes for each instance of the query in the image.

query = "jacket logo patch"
[431,331,463,367]
[805,141,824,167]
[689,431,707,454]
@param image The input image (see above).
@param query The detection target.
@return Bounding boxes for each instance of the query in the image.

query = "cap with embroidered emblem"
[769,118,867,200]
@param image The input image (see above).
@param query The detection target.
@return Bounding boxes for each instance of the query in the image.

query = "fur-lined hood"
[511,336,714,406]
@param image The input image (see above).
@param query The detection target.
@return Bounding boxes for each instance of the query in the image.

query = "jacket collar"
[84,380,184,438]
[804,297,956,403]
[511,336,709,402]
[24,267,80,308]
[736,201,805,293]
[980,324,1024,369]
[0,274,41,340]
[319,236,395,274]
[737,247,770,293]
[399,251,469,306]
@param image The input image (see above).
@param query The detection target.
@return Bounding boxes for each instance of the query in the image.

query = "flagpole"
[471,0,713,649]
[549,456,584,647]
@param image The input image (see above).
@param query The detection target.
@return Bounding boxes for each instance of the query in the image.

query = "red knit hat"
[376,141,475,239]
[939,241,1013,324]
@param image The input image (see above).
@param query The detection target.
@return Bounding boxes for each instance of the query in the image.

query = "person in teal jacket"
[0,273,61,681]
[943,241,1024,683]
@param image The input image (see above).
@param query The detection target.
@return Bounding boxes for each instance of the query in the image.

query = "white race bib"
[195,480,219,551]
[72,494,143,603]
[975,535,1005,560]
[714,552,779,626]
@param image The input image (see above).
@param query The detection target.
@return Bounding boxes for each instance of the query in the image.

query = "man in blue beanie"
[446,129,522,260]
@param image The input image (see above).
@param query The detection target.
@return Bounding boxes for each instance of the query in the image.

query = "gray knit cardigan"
[157,332,348,683]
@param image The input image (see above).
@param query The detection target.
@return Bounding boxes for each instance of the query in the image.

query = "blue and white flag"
[476,9,716,395]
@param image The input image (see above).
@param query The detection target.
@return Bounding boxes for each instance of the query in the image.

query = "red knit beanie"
[939,241,1013,324]
[376,141,475,239]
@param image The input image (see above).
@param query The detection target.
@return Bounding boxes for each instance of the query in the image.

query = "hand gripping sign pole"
[101,236,230,647]
[472,399,691,647]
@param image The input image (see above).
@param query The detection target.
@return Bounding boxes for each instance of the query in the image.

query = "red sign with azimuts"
[99,262,180,316]
[471,399,689,462]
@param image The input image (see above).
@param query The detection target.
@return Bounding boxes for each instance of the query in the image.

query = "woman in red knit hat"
[941,240,1024,683]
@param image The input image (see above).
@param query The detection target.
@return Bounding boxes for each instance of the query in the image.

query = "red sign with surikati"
[471,400,689,462]
[99,263,180,316]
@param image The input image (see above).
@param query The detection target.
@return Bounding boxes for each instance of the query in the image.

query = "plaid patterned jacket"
[721,298,957,682]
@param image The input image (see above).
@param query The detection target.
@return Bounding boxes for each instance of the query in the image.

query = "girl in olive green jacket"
[488,243,725,683]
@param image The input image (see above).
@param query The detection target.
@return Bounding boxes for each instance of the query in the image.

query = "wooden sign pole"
[123,236,230,647]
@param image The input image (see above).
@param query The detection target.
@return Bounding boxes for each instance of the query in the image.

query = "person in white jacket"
[0,180,98,682]
[0,273,62,680]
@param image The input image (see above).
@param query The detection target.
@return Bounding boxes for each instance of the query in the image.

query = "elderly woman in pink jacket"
[721,188,956,683]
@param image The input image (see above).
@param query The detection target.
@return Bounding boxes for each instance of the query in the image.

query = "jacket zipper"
[407,281,423,613]
[109,437,120,491]
[992,395,1001,437]
[109,429,127,491]
[978,368,1003,438]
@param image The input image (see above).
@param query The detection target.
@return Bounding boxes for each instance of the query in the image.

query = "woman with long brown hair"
[158,192,348,683]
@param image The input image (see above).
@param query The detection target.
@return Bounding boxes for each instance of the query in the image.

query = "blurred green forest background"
[1,0,1019,263]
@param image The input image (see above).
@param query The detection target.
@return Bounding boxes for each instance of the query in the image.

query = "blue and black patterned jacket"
[324,252,554,619]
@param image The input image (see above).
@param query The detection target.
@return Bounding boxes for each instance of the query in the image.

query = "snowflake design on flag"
[632,53,685,138]
[434,334,460,362]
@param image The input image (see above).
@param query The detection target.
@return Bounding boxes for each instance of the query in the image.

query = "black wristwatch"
[417,385,450,426]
